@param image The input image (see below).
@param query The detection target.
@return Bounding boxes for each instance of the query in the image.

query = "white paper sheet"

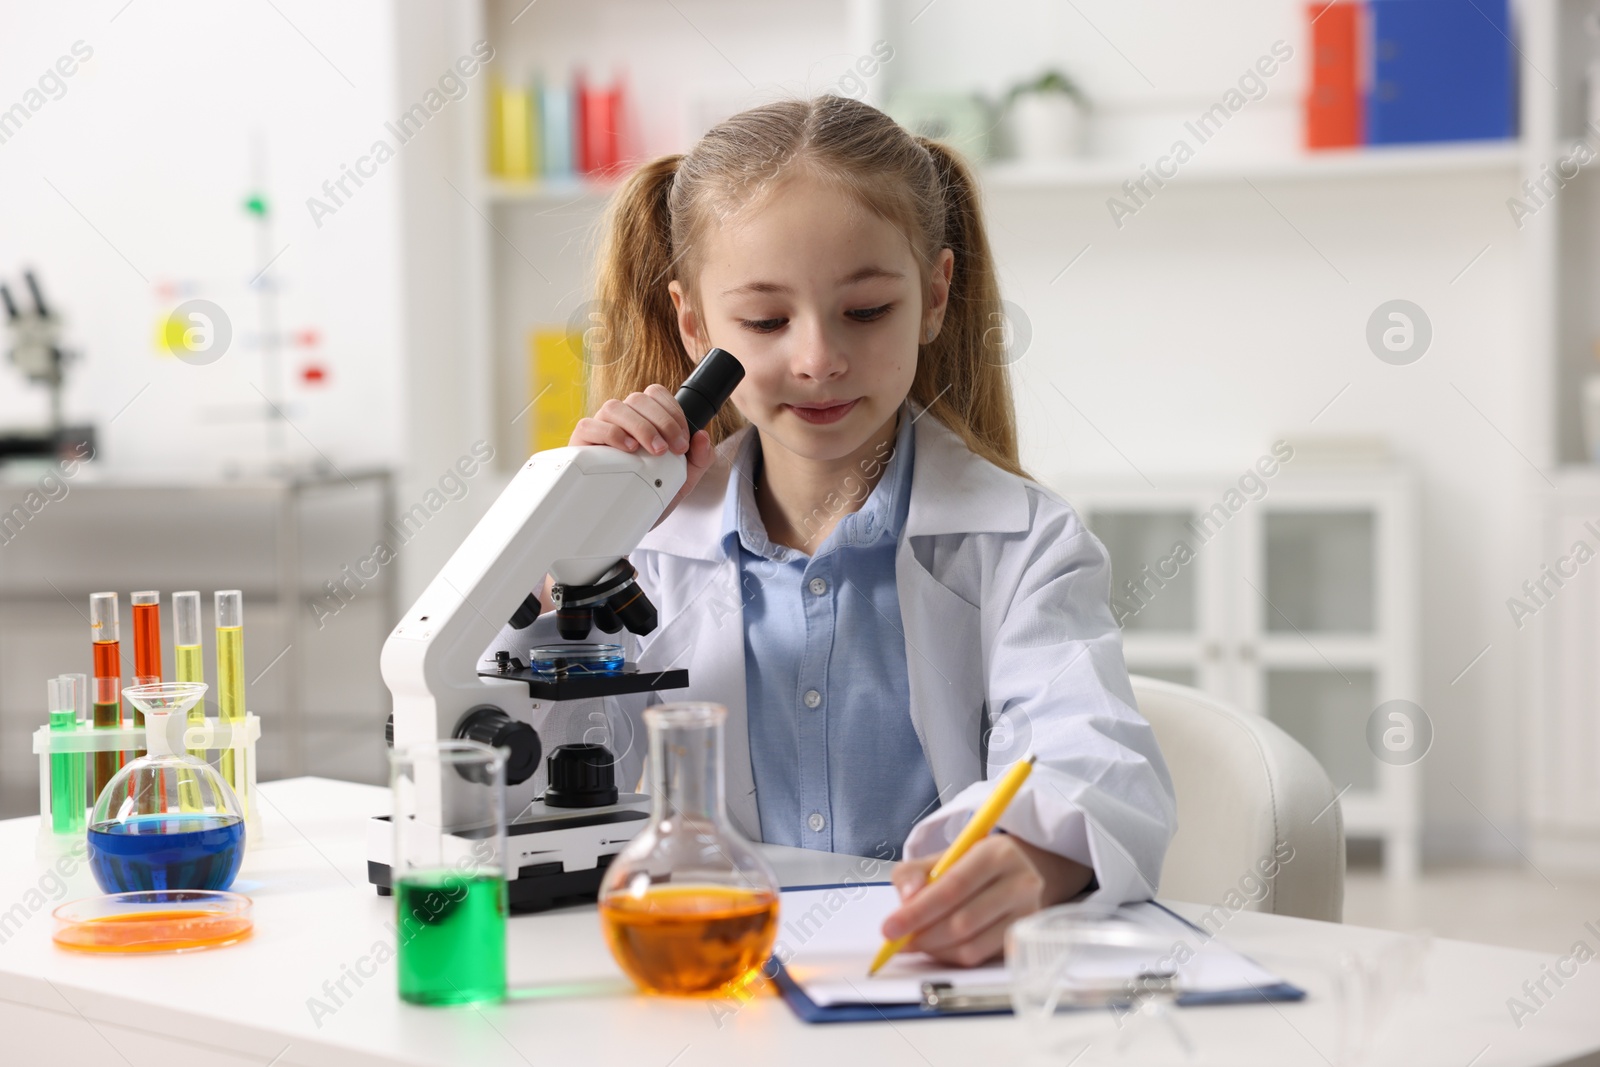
[774,883,1285,1008]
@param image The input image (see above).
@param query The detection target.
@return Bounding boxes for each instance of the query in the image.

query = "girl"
[494,95,1176,967]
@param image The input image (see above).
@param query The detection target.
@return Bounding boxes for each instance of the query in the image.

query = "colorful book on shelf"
[1365,0,1516,144]
[576,73,629,177]
[491,80,537,180]
[1305,2,1364,148]
[528,329,586,455]
[541,74,575,179]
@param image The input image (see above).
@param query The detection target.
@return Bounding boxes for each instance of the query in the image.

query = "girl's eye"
[739,317,786,333]
[847,303,893,322]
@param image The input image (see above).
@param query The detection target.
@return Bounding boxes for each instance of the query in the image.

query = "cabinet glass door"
[1130,665,1199,688]
[1263,511,1375,634]
[1086,508,1216,692]
[1092,511,1198,634]
[1265,667,1378,793]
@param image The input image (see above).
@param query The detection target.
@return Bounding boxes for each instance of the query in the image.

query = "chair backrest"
[1131,675,1345,923]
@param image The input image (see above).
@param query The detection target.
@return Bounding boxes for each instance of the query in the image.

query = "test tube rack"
[32,713,263,855]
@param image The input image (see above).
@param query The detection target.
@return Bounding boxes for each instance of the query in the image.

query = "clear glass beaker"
[88,683,246,894]
[390,739,508,1006]
[598,702,780,997]
[1006,902,1196,1066]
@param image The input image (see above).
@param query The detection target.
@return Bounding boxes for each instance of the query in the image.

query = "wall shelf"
[485,176,624,204]
[483,140,1523,206]
[981,140,1521,190]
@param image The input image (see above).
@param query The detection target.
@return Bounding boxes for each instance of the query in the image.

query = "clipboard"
[767,882,1306,1024]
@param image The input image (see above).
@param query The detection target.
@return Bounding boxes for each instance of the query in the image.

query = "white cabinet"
[1528,471,1600,872]
[1063,463,1420,881]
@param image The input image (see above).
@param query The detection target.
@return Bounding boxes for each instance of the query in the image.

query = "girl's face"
[669,172,953,465]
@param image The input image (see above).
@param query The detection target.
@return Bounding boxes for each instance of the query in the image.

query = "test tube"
[61,672,91,808]
[131,591,163,688]
[130,591,161,758]
[174,591,205,760]
[215,591,246,806]
[88,592,123,803]
[48,676,85,834]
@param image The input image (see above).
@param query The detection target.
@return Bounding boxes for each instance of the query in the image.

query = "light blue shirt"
[719,404,939,860]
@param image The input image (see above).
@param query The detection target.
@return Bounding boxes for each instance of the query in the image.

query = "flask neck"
[648,715,725,825]
[144,708,176,757]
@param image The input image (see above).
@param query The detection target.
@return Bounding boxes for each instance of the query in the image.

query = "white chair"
[1131,675,1345,923]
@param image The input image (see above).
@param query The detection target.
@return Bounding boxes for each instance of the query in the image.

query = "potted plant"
[1004,70,1088,161]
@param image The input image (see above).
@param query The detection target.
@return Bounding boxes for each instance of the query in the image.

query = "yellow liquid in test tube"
[173,592,207,811]
[215,590,246,817]
[175,642,206,810]
[176,644,205,753]
[217,628,244,803]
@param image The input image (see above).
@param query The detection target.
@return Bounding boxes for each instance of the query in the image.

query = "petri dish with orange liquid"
[53,890,253,954]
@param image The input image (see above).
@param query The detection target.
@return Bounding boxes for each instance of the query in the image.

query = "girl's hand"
[571,383,715,523]
[881,835,1096,968]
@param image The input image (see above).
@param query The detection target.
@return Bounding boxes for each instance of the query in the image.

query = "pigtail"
[589,154,749,447]
[913,137,1026,480]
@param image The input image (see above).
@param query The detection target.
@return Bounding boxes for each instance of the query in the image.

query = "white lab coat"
[484,411,1178,905]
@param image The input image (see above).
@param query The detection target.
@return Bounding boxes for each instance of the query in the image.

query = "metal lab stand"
[266,467,398,777]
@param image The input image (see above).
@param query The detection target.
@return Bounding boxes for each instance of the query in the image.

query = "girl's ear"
[668,280,705,357]
[925,247,955,339]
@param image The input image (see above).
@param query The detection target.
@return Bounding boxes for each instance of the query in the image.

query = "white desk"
[1,778,1596,1067]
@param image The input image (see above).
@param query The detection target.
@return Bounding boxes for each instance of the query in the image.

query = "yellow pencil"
[868,754,1038,976]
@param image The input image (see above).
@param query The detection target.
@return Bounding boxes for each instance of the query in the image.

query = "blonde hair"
[588,94,1026,478]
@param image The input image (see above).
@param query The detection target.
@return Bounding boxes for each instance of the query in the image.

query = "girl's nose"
[791,318,848,381]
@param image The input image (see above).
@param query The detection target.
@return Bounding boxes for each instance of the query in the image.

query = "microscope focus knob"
[543,743,619,808]
[454,707,541,787]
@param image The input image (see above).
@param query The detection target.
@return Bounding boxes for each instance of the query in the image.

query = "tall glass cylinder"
[598,702,779,996]
[89,592,123,802]
[130,591,160,758]
[214,591,245,804]
[48,676,85,834]
[130,591,162,688]
[173,591,206,762]
[60,672,89,811]
[390,739,508,1006]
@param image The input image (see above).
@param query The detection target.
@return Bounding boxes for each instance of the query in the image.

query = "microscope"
[367,348,744,911]
[0,270,95,464]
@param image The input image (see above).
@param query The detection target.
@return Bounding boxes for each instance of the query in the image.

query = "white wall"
[0,1,405,474]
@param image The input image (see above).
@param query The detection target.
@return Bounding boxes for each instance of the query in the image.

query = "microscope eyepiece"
[674,347,744,435]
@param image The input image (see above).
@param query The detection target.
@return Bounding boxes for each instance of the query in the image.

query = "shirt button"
[803,689,822,708]
[808,812,826,832]
[809,577,827,595]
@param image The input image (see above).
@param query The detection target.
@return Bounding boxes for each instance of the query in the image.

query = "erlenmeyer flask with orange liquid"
[599,702,780,996]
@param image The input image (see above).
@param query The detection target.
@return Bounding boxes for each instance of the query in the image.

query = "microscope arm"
[380,349,744,763]
[383,441,685,747]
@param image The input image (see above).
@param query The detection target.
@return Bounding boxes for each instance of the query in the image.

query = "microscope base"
[366,795,651,913]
